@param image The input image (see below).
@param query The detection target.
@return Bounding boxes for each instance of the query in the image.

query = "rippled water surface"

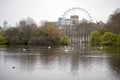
[0,45,120,80]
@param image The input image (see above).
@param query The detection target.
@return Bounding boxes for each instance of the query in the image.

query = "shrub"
[90,31,101,46]
[117,34,120,46]
[60,35,71,45]
[0,35,6,45]
[100,32,117,45]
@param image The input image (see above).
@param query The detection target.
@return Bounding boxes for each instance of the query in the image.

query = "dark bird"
[12,67,15,69]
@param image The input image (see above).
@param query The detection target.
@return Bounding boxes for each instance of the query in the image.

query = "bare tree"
[106,9,120,34]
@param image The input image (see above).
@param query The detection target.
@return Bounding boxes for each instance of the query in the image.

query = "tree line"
[90,31,120,46]
[0,18,71,45]
[90,9,120,46]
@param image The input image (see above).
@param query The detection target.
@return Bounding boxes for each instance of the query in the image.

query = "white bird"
[65,49,68,52]
[23,48,26,51]
[100,46,103,50]
[48,46,51,49]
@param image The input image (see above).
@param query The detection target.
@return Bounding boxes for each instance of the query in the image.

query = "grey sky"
[0,0,120,26]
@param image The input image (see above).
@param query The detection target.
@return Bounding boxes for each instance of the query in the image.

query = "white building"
[71,15,79,25]
[57,15,79,27]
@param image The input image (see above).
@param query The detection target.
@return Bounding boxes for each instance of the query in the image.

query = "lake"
[0,44,120,80]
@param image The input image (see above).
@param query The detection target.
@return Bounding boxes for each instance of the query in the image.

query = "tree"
[0,35,6,45]
[3,18,38,45]
[29,23,62,45]
[90,31,101,46]
[100,32,117,45]
[18,17,37,44]
[106,9,120,34]
[60,35,71,45]
[4,27,21,44]
[42,23,62,45]
[117,35,120,46]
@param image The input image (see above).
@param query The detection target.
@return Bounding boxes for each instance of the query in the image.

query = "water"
[0,45,120,80]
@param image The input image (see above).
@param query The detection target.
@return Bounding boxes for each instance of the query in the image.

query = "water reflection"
[108,55,120,79]
[0,45,120,80]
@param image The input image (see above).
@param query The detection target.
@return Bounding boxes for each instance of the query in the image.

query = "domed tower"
[3,20,8,29]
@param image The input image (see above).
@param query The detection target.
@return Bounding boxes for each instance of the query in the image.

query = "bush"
[90,31,101,46]
[100,32,117,45]
[60,35,71,45]
[117,34,120,46]
[0,35,6,45]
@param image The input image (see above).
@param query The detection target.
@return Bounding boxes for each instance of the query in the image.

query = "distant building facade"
[20,20,27,27]
[71,15,79,25]
[57,17,64,26]
[57,15,79,27]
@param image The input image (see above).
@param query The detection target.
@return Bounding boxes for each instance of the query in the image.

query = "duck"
[12,67,15,69]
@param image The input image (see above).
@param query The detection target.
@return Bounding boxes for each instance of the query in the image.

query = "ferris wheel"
[62,7,93,22]
[60,7,93,44]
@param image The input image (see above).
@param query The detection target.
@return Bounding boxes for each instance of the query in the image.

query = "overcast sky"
[0,0,120,26]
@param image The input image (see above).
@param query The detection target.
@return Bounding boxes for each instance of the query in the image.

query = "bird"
[48,46,51,49]
[100,46,103,50]
[65,49,68,52]
[12,67,15,69]
[23,48,26,51]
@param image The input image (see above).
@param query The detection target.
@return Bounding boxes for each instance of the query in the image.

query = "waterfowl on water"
[12,67,15,69]
[48,46,51,49]
[23,48,26,51]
